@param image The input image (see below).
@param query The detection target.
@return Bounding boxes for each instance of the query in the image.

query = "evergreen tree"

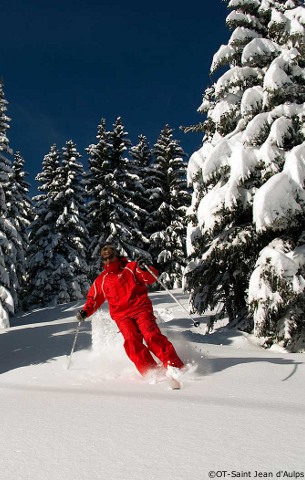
[27,142,90,308]
[109,117,149,257]
[52,140,90,303]
[185,0,305,349]
[6,152,33,310]
[149,125,190,288]
[129,134,154,235]
[87,117,148,260]
[86,119,113,278]
[26,145,62,308]
[0,82,16,327]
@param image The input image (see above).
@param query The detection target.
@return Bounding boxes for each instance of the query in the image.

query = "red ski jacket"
[82,258,158,321]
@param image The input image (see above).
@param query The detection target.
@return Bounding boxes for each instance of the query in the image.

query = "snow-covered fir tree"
[185,0,305,349]
[26,145,62,308]
[87,117,148,260]
[109,117,149,258]
[86,119,114,278]
[6,152,33,310]
[149,125,190,288]
[129,134,154,236]
[27,142,89,308]
[51,140,90,303]
[0,82,17,327]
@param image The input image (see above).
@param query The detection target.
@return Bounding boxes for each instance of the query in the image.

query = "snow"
[240,85,264,117]
[1,290,304,480]
[285,6,305,25]
[253,144,305,231]
[215,66,261,96]
[226,11,264,31]
[269,9,287,27]
[263,62,292,90]
[187,143,213,184]
[228,0,260,9]
[201,139,232,181]
[253,171,301,231]
[197,183,227,231]
[210,93,242,123]
[268,117,293,147]
[248,239,305,340]
[228,26,261,46]
[211,44,236,73]
[243,112,270,145]
[241,38,280,65]
[283,143,305,188]
[252,239,305,296]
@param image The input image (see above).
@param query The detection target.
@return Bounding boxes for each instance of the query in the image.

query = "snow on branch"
[267,116,293,147]
[215,66,262,97]
[211,44,236,73]
[228,0,260,9]
[257,139,282,173]
[248,238,305,341]
[268,9,287,29]
[210,45,236,73]
[253,144,305,232]
[0,286,14,328]
[270,102,305,119]
[226,11,264,31]
[210,92,242,123]
[264,63,292,91]
[241,38,281,66]
[285,6,305,26]
[283,143,305,189]
[201,139,232,182]
[228,26,262,47]
[187,143,214,184]
[197,183,228,231]
[196,141,257,232]
[257,0,272,15]
[228,143,257,184]
[240,85,264,117]
[242,112,270,146]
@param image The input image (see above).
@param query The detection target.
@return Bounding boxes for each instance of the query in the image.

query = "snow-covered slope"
[0,290,304,480]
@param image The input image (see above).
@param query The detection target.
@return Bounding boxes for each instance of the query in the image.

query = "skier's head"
[100,244,119,264]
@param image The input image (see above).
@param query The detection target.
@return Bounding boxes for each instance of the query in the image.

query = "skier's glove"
[136,255,149,270]
[76,309,87,322]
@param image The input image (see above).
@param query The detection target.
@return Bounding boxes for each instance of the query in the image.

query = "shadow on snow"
[0,321,92,375]
[0,298,303,381]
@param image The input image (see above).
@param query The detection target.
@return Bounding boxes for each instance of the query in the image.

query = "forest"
[2,0,305,351]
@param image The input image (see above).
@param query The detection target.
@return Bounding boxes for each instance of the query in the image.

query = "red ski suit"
[82,258,184,375]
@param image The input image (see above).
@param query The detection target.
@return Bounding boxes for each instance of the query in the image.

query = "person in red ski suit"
[76,244,184,376]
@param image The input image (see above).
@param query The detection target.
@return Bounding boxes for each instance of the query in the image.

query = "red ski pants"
[115,311,184,376]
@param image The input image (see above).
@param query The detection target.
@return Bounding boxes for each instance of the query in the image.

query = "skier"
[76,244,184,380]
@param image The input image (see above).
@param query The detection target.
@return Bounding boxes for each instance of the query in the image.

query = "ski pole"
[67,320,82,369]
[144,264,200,328]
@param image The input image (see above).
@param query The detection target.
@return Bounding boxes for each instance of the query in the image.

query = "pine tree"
[27,142,90,308]
[185,0,305,348]
[86,119,113,278]
[87,117,149,261]
[26,145,62,308]
[6,152,33,310]
[109,117,149,257]
[0,82,16,327]
[52,140,90,303]
[129,134,153,235]
[149,125,190,288]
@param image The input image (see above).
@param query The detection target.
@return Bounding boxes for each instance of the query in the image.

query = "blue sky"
[1,0,229,193]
